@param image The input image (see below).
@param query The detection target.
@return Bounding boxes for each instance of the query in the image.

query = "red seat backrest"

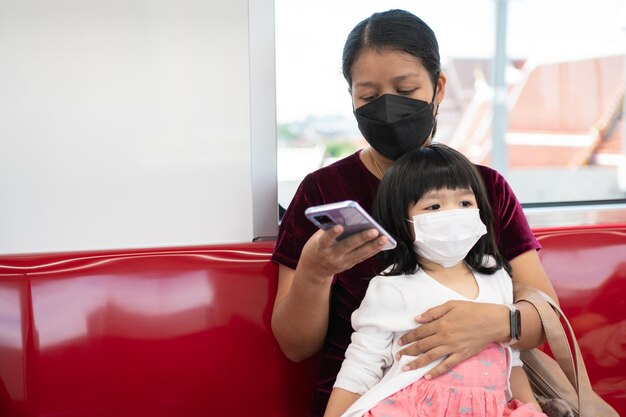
[0,224,625,416]
[0,243,318,417]
[534,224,626,413]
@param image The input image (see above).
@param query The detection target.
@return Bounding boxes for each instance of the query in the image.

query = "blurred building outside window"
[275,0,626,212]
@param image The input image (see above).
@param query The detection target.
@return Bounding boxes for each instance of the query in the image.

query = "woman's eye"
[397,88,417,95]
[361,94,378,102]
[460,201,473,208]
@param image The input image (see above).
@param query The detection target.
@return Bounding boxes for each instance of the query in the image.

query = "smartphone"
[305,200,397,250]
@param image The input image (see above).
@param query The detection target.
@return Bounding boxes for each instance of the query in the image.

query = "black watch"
[504,304,522,346]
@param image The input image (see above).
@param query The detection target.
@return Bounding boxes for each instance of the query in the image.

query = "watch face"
[511,309,522,340]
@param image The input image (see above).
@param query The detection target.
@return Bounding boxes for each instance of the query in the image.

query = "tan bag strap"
[514,283,598,417]
[514,284,576,384]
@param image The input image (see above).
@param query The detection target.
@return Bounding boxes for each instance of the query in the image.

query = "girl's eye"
[460,201,473,208]
[425,204,440,211]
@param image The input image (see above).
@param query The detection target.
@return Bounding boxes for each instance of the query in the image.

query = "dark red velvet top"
[271,150,541,417]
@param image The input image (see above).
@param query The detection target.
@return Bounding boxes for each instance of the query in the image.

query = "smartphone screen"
[305,200,397,250]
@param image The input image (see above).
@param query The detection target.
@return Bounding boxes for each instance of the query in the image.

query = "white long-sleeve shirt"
[334,260,521,417]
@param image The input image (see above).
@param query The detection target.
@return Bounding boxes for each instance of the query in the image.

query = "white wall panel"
[0,0,277,254]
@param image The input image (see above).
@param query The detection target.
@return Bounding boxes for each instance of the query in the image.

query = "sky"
[275,0,626,122]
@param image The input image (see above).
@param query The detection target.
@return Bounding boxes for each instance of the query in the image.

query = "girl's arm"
[323,388,361,417]
[509,366,541,411]
[324,277,399,416]
[393,249,558,378]
[272,226,387,361]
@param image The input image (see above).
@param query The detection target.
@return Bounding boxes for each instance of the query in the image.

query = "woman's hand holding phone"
[297,223,389,283]
[297,201,394,281]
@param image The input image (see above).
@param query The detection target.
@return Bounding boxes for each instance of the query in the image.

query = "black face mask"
[354,89,438,160]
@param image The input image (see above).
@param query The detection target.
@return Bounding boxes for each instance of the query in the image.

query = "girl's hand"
[395,301,509,379]
[298,225,388,281]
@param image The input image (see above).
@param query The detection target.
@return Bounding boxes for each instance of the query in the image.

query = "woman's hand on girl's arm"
[271,226,388,362]
[394,249,557,378]
[323,388,361,417]
[394,300,510,378]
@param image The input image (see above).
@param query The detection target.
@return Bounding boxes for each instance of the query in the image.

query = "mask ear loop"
[430,73,440,104]
[426,73,441,140]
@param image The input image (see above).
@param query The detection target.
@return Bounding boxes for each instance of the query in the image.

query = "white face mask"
[410,208,487,268]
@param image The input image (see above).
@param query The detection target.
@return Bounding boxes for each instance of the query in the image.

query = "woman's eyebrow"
[353,81,377,89]
[354,73,423,89]
[391,73,422,83]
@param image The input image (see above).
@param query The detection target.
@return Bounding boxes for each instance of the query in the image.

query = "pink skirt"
[364,344,546,417]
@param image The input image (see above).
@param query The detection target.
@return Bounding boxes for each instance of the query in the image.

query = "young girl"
[324,144,546,417]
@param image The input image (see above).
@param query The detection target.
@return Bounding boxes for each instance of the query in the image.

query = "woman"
[271,9,558,417]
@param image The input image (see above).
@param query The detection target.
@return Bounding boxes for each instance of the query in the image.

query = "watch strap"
[504,304,522,346]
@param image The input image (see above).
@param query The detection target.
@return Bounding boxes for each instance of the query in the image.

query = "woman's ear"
[435,71,447,106]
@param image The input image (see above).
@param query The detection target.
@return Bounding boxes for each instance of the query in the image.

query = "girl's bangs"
[404,151,477,202]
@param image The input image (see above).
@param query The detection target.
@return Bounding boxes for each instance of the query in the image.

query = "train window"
[275,0,626,221]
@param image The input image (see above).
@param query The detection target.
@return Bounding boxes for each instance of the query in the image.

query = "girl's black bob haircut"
[372,143,511,276]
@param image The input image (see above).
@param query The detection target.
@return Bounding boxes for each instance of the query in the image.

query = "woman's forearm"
[511,300,545,350]
[509,249,559,350]
[271,264,333,362]
[272,227,386,361]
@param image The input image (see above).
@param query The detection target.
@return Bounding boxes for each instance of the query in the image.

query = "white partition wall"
[0,0,277,254]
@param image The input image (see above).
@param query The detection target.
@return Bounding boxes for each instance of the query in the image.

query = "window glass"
[275,0,626,211]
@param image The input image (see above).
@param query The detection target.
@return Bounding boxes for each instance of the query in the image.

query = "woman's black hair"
[342,9,441,88]
[372,143,511,276]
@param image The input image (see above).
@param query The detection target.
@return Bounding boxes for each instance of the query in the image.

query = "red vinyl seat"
[0,223,624,416]
[0,243,318,417]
